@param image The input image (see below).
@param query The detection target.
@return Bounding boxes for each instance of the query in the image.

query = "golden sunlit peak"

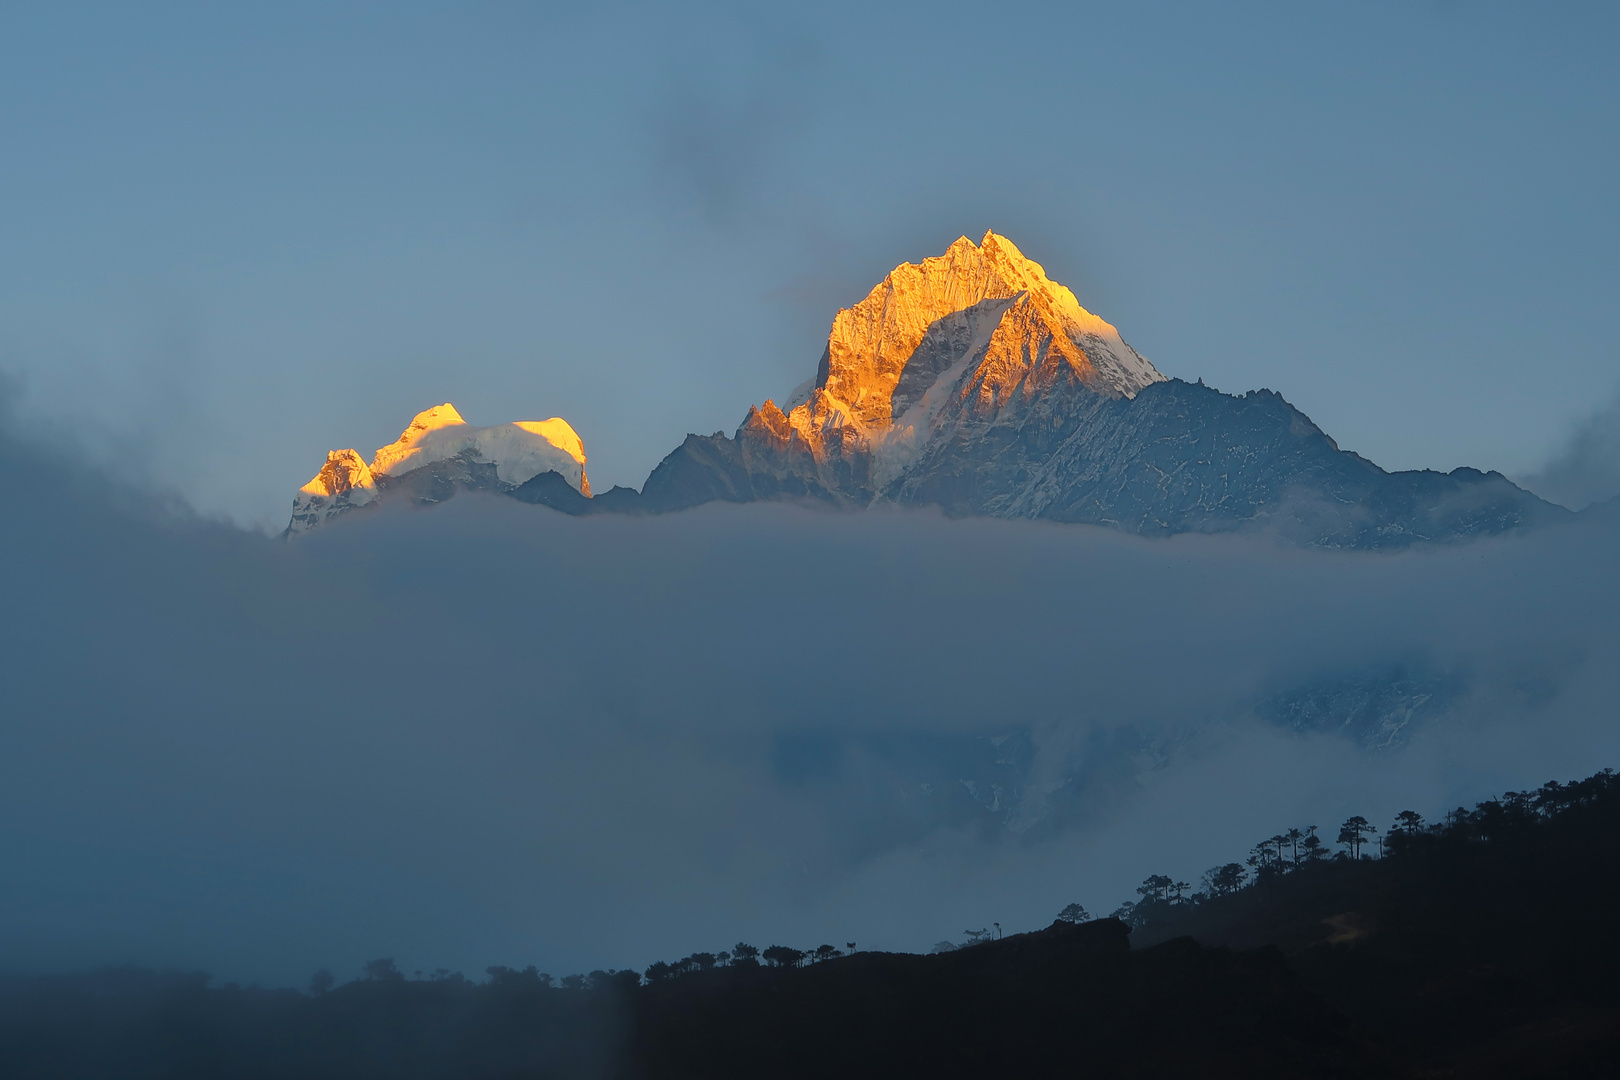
[288,448,380,535]
[297,448,376,499]
[410,402,466,429]
[512,419,585,466]
[397,402,468,443]
[287,403,593,534]
[372,403,468,475]
[362,403,592,496]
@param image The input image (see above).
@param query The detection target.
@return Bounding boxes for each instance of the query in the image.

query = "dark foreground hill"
[7,771,1620,1079]
[0,923,1356,1080]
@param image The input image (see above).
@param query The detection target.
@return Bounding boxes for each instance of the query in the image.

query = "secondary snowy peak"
[370,403,468,475]
[815,231,1163,430]
[288,449,378,536]
[285,403,591,535]
[370,405,590,494]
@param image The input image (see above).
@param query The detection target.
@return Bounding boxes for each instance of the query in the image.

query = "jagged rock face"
[819,231,1163,428]
[640,233,1564,547]
[287,449,378,536]
[718,232,1166,506]
[285,404,591,535]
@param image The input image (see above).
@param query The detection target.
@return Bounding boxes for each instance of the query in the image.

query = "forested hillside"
[7,771,1620,1078]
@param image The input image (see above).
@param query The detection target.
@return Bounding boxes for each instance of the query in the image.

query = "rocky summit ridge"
[287,231,1564,547]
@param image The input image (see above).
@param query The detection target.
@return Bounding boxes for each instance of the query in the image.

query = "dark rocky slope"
[637,378,1561,547]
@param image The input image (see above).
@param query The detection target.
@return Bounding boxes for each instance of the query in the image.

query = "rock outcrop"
[287,449,378,536]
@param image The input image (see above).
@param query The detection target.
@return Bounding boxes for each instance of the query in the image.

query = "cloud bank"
[1522,387,1620,510]
[1,406,1617,988]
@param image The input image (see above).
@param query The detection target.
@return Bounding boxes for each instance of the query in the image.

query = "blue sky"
[2,1,1617,526]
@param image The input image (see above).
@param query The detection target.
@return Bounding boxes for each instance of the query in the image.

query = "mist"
[1522,386,1620,510]
[2,404,1617,990]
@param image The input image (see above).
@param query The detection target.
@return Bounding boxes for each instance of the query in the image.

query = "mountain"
[286,404,589,535]
[285,232,1563,546]
[633,232,1561,547]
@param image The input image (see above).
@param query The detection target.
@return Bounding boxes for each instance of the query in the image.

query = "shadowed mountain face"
[285,232,1561,546]
[643,377,1558,547]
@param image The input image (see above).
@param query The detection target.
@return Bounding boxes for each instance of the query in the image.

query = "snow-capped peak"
[286,403,592,535]
[815,231,1164,431]
[369,406,589,494]
[288,449,378,535]
[370,403,468,475]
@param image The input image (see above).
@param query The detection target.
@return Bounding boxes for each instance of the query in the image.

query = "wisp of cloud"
[1523,386,1620,511]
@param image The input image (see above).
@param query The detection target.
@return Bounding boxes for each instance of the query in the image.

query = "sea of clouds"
[1,400,1617,987]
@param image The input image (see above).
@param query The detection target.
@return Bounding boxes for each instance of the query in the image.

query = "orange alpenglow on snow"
[816,231,1159,426]
[287,403,591,535]
[365,405,589,494]
[298,449,377,500]
[742,230,1164,484]
[369,403,469,475]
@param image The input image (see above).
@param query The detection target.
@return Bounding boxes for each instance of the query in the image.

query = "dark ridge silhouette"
[6,770,1620,1078]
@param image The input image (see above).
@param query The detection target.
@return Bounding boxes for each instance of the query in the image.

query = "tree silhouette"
[1056,902,1090,923]
[761,946,805,969]
[1136,875,1174,903]
[731,943,760,968]
[1285,827,1304,865]
[486,965,550,989]
[1171,881,1191,904]
[1338,816,1374,859]
[643,961,673,984]
[812,945,842,963]
[1202,863,1247,897]
[604,969,641,992]
[1246,841,1275,878]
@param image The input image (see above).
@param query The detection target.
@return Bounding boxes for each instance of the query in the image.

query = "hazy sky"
[2,1,1618,527]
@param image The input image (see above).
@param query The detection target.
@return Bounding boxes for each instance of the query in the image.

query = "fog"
[2,407,1617,989]
[1523,386,1620,510]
